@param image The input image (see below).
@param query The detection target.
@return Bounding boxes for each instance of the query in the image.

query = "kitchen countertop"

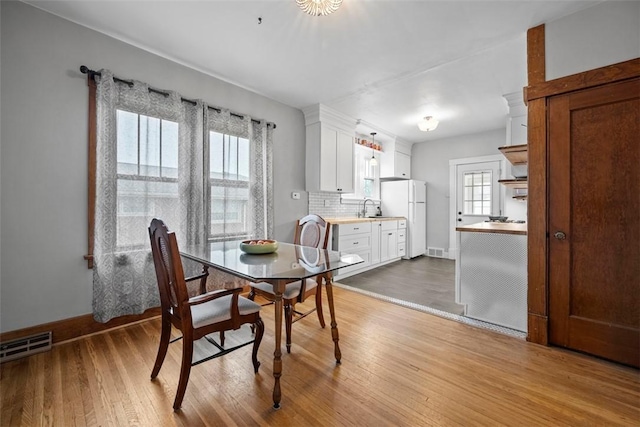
[456,221,527,235]
[324,216,405,225]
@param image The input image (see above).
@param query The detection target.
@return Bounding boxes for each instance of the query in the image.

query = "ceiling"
[25,0,600,144]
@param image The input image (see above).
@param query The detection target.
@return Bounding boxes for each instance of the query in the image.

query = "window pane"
[483,172,491,185]
[238,137,249,181]
[473,201,482,214]
[117,179,179,247]
[464,201,472,214]
[210,184,249,237]
[117,110,138,174]
[364,178,373,197]
[140,116,160,177]
[483,201,491,214]
[473,186,482,200]
[210,132,224,179]
[161,120,179,178]
[464,173,473,186]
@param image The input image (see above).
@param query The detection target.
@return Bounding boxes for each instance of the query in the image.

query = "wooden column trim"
[527,97,548,345]
[526,58,640,101]
[84,74,97,269]
[527,25,546,85]
[526,23,548,345]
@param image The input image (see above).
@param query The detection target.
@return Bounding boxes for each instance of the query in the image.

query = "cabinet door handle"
[353,242,359,245]
[388,233,393,236]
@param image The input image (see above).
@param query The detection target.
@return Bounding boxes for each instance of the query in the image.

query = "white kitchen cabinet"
[332,219,401,281]
[370,221,381,264]
[332,221,372,278]
[303,104,356,193]
[380,220,398,262]
[397,227,406,258]
[380,139,412,180]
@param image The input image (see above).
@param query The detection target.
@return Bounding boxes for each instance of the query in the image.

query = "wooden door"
[548,78,640,367]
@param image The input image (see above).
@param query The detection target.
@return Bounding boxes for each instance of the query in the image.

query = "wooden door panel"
[549,78,640,367]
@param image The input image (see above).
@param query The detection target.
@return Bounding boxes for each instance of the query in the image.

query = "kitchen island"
[455,222,527,332]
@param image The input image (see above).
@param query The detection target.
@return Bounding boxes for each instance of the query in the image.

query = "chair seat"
[250,278,318,300]
[191,294,261,329]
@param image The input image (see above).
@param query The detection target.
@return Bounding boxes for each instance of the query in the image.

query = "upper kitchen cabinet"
[379,137,412,180]
[304,104,356,193]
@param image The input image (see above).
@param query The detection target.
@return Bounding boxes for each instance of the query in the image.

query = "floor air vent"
[0,332,52,363]
[427,247,445,258]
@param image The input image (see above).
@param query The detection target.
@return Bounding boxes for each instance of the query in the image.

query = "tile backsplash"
[308,192,379,218]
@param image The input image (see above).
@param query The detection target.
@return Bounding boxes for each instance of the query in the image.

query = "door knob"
[554,231,566,240]
[458,218,462,222]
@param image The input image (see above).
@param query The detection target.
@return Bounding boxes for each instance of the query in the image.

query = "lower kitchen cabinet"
[332,219,402,281]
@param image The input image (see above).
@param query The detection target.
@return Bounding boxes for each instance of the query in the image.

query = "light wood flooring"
[1,287,639,426]
[338,256,464,315]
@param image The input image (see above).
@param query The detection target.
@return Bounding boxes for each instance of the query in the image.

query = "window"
[463,171,492,215]
[208,131,251,241]
[342,143,380,201]
[115,109,180,248]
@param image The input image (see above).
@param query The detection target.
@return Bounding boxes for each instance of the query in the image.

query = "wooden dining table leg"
[271,280,284,409]
[323,273,342,363]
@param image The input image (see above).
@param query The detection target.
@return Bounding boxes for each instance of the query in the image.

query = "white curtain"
[92,71,273,322]
[93,70,204,323]
[205,107,274,240]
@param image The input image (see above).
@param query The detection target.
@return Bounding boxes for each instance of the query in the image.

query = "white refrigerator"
[381,180,427,259]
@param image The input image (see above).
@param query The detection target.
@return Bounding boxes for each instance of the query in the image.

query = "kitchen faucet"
[362,198,374,218]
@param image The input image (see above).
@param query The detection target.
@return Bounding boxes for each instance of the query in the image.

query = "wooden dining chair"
[248,214,331,353]
[148,218,264,411]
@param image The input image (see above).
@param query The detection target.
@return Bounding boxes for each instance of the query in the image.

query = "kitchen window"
[342,143,380,202]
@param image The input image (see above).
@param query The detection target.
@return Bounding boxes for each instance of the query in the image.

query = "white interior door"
[448,155,505,259]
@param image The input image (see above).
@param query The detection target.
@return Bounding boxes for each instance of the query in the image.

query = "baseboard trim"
[0,308,161,346]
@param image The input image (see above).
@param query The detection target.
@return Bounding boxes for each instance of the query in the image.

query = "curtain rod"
[80,66,276,129]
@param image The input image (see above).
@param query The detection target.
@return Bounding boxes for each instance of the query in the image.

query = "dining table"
[179,239,363,409]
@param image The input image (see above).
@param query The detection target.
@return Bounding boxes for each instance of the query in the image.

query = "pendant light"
[370,132,378,167]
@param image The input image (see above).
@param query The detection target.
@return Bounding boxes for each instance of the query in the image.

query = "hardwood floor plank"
[1,286,638,426]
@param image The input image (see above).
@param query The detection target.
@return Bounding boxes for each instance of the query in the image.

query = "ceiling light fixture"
[418,116,439,132]
[296,0,343,16]
[370,132,378,167]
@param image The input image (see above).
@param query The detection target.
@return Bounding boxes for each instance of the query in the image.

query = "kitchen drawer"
[337,222,371,236]
[397,244,406,257]
[338,234,371,251]
[398,220,407,229]
[381,220,398,231]
[397,229,406,243]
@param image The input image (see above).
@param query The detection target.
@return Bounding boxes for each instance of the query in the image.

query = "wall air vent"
[427,247,445,258]
[0,332,52,363]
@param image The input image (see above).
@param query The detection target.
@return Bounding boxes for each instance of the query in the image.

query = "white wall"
[411,128,505,254]
[0,1,307,332]
[546,1,640,80]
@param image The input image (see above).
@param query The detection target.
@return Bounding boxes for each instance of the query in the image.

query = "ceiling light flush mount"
[296,0,343,16]
[418,116,439,132]
[370,132,378,167]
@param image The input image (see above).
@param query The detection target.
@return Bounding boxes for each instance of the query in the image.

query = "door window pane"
[463,171,492,215]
